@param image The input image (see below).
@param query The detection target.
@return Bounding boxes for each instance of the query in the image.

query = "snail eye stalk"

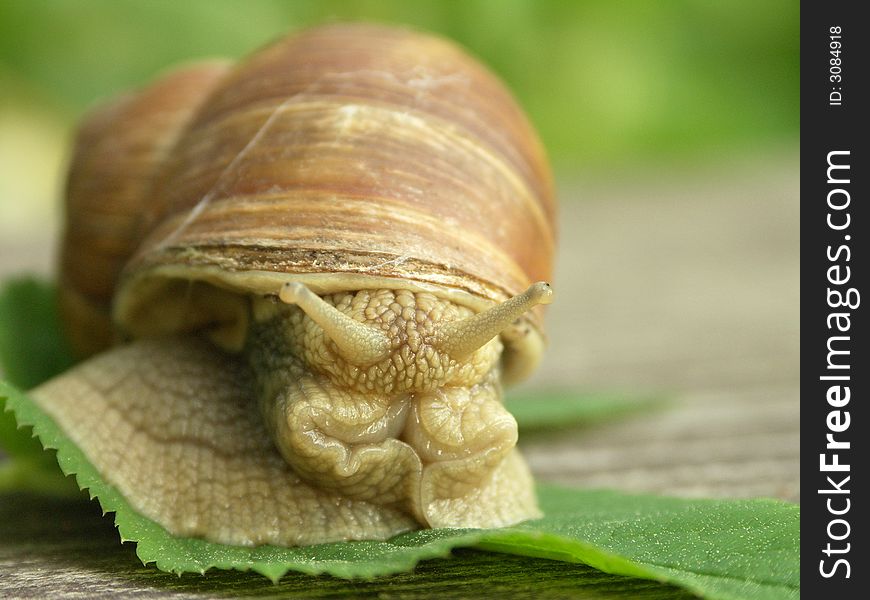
[279,282,391,365]
[434,282,553,361]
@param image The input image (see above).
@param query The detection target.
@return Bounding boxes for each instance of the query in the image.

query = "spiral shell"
[59,60,232,356]
[63,23,555,381]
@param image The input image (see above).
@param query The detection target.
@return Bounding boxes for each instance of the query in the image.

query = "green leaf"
[2,379,798,599]
[0,278,75,465]
[0,455,81,497]
[0,277,75,389]
[506,389,667,431]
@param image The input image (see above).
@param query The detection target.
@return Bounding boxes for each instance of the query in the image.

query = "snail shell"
[33,23,556,547]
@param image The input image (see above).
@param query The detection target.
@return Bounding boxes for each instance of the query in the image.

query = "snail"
[30,23,556,547]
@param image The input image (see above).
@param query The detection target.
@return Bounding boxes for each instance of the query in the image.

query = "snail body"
[33,23,556,546]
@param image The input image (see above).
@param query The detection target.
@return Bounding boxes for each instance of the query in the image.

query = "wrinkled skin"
[30,289,539,547]
[249,289,524,526]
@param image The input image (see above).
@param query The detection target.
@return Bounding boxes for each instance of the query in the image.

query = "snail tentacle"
[279,282,392,365]
[434,282,554,361]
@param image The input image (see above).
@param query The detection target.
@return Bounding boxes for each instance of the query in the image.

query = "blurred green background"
[2,0,798,164]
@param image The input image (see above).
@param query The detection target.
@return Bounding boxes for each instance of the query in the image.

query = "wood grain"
[520,154,799,505]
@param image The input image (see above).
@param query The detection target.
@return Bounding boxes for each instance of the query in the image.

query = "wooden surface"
[522,153,799,503]
[0,152,799,597]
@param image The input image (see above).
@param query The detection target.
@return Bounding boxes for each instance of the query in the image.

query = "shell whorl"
[60,60,232,356]
[64,24,557,381]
